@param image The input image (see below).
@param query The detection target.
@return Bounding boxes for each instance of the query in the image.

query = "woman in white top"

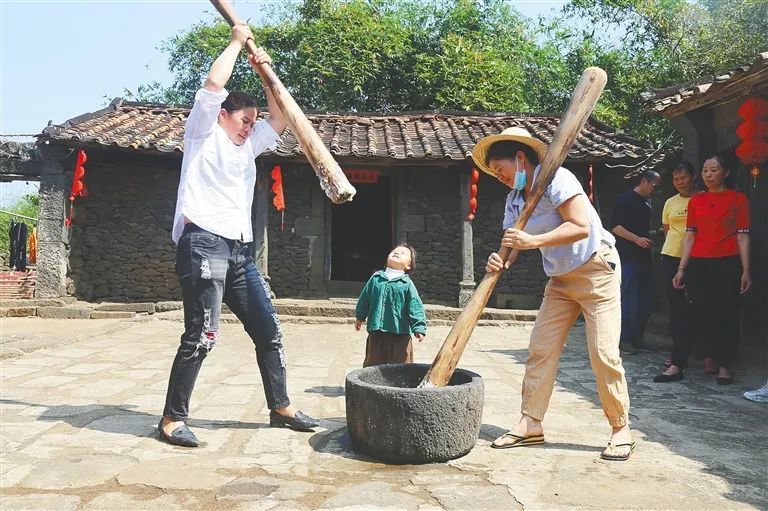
[476,127,633,461]
[159,24,319,447]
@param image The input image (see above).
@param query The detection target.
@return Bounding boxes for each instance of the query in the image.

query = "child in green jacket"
[354,244,427,367]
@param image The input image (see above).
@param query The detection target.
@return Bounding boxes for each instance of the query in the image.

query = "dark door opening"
[331,175,392,281]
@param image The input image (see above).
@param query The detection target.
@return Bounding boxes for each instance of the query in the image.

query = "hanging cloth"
[9,219,18,269]
[28,226,37,265]
[10,221,27,271]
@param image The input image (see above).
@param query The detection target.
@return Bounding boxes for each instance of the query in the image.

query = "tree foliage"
[132,0,768,145]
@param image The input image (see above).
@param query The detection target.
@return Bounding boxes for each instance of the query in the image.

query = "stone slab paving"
[0,318,129,359]
[1,318,766,510]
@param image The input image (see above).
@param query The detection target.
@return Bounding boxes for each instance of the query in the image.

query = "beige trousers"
[521,244,630,427]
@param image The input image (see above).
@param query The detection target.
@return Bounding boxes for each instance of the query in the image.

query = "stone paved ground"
[1,317,766,510]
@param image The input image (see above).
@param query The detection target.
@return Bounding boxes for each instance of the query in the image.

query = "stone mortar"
[345,363,484,464]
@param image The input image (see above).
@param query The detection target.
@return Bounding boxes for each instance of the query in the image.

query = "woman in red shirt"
[665,155,751,385]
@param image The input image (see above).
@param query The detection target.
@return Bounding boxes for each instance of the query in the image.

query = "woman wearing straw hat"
[474,126,634,461]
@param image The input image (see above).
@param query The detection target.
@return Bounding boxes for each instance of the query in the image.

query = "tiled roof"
[642,52,768,116]
[41,98,653,163]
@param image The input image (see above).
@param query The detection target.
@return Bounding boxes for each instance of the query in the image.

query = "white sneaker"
[743,381,768,403]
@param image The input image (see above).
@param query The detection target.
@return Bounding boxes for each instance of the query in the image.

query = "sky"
[0,0,566,204]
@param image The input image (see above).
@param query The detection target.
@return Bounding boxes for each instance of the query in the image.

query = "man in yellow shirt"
[654,162,698,382]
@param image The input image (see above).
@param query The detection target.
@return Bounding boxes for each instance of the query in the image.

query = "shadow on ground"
[0,399,272,441]
[304,385,345,397]
[484,327,768,510]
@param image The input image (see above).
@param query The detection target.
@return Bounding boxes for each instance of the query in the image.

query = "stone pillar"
[394,172,408,244]
[253,166,271,293]
[36,159,67,297]
[458,167,476,306]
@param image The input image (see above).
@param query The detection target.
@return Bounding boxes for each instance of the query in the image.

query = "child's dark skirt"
[363,331,414,367]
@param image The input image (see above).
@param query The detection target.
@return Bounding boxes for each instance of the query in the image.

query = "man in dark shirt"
[611,170,661,354]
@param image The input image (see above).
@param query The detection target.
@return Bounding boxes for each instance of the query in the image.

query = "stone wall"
[68,158,180,301]
[67,155,618,308]
[399,168,463,305]
[266,163,325,298]
[265,165,466,305]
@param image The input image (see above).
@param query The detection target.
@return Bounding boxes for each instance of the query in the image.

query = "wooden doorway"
[330,173,392,282]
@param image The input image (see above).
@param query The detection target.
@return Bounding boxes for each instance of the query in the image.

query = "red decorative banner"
[344,169,379,184]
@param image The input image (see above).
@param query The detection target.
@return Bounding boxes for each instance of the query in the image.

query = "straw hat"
[472,126,548,180]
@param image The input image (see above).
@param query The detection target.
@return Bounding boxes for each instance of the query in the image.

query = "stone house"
[33,100,655,307]
[642,51,768,358]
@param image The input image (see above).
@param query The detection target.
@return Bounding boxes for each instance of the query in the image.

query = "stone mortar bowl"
[345,363,484,464]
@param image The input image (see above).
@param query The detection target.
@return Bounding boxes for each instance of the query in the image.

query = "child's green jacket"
[355,271,427,336]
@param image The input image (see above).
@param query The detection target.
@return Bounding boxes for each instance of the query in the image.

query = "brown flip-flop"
[491,431,545,449]
[600,441,635,461]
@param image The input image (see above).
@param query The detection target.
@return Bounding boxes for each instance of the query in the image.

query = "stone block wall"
[266,163,325,297]
[400,168,462,305]
[66,156,580,308]
[265,165,466,304]
[68,160,180,301]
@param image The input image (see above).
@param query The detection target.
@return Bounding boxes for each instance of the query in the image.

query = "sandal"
[490,431,545,449]
[703,358,719,375]
[600,442,635,461]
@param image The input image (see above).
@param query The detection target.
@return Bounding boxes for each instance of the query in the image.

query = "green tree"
[0,194,39,263]
[132,0,541,112]
[553,0,768,141]
[133,0,768,145]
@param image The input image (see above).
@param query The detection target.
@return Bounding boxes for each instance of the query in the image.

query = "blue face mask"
[512,160,526,191]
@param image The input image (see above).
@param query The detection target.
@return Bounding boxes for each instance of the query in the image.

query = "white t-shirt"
[502,166,615,277]
[172,88,281,244]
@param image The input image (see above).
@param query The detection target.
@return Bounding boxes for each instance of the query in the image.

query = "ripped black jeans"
[163,224,290,421]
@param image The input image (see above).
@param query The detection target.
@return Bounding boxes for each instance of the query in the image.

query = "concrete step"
[0,306,37,317]
[213,313,530,328]
[36,307,93,319]
[0,298,67,307]
[95,302,155,314]
[149,300,537,322]
[90,311,136,319]
[272,302,536,322]
[155,301,183,313]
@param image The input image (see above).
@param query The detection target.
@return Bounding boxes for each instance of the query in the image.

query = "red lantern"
[468,167,480,220]
[70,149,88,200]
[739,98,768,119]
[66,149,88,227]
[736,119,768,141]
[736,97,768,170]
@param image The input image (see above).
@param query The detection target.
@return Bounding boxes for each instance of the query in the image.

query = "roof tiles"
[643,52,768,116]
[42,99,653,163]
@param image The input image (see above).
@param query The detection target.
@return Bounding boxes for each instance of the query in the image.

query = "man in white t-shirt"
[159,24,319,448]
